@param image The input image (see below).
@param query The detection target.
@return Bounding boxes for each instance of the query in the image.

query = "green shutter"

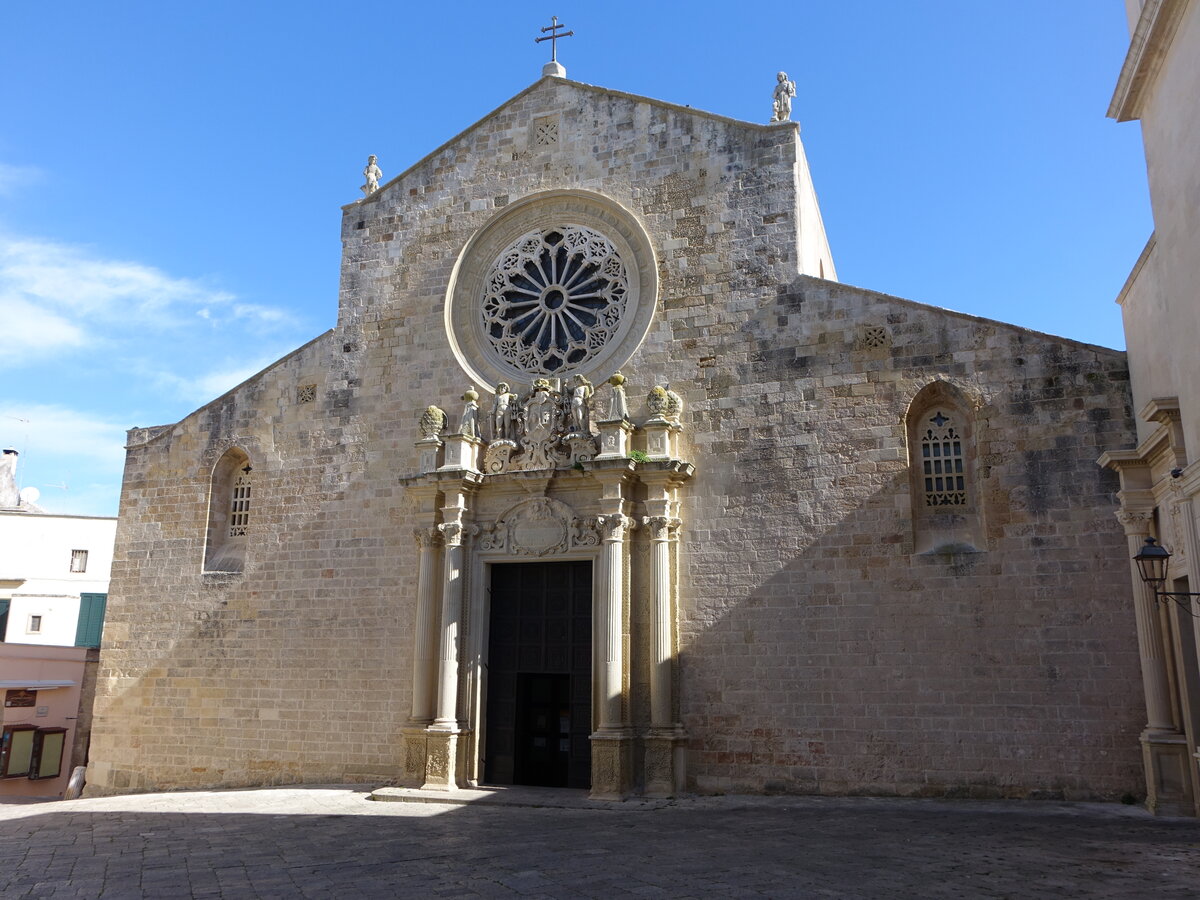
[0,598,9,642]
[74,593,107,648]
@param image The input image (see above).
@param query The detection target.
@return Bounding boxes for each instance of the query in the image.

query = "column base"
[1141,728,1196,815]
[644,728,687,798]
[589,730,634,800]
[421,728,461,791]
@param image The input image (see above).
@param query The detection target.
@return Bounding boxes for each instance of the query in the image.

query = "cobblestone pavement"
[1,787,1197,898]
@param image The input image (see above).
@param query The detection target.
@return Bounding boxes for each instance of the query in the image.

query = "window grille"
[921,411,966,506]
[27,615,41,634]
[70,549,88,573]
[229,472,251,537]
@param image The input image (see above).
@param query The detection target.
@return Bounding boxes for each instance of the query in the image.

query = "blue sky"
[1,2,1151,517]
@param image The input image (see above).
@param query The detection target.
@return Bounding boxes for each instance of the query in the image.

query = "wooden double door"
[484,561,592,789]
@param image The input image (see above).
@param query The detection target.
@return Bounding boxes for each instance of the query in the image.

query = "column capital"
[413,526,443,549]
[1116,508,1155,534]
[641,515,680,542]
[438,521,479,547]
[597,513,631,542]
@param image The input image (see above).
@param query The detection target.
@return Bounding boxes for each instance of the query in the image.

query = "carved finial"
[419,405,447,439]
[361,154,382,198]
[771,71,797,124]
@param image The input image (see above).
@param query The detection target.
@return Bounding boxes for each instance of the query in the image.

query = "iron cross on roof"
[535,15,573,62]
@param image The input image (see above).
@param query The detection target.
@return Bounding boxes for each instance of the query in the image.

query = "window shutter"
[74,593,108,648]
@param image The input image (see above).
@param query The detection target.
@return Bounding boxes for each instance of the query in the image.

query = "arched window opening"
[203,448,252,573]
[907,384,983,554]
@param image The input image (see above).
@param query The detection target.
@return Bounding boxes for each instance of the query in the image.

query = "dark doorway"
[485,561,591,789]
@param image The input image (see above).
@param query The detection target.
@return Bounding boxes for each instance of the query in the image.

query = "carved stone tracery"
[481,225,630,376]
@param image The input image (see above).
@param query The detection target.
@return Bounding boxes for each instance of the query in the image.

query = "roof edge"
[798,275,1127,359]
[343,76,796,213]
[125,328,335,451]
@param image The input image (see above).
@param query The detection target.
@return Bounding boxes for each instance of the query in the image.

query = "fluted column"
[595,513,629,732]
[644,515,676,728]
[409,527,442,724]
[433,519,466,729]
[1118,510,1176,731]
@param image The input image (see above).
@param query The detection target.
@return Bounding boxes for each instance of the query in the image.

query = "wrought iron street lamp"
[1133,537,1200,616]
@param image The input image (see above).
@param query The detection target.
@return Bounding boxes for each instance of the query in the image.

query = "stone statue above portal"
[771,72,796,123]
[567,374,593,435]
[491,382,519,441]
[458,388,480,439]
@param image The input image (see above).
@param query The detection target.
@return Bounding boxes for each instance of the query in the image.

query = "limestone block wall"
[650,277,1143,799]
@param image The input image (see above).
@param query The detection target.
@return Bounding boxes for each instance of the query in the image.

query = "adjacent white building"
[0,449,116,648]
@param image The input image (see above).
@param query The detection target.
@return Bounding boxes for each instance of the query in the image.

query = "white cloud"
[0,162,42,196]
[0,235,299,368]
[2,295,87,361]
[0,403,128,471]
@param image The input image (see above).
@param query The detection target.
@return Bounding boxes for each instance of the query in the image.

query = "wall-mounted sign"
[4,689,36,708]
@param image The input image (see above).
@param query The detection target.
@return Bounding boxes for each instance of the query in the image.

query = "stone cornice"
[1114,232,1156,307]
[1109,0,1191,122]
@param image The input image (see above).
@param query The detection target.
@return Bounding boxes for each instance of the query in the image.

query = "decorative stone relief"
[861,326,890,350]
[414,373,684,475]
[510,499,570,556]
[532,115,560,146]
[476,499,612,557]
[296,384,317,403]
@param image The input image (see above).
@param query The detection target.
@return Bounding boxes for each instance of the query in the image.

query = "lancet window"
[203,448,252,573]
[907,383,983,553]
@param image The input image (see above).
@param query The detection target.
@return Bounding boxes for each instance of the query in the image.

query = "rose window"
[480,225,629,374]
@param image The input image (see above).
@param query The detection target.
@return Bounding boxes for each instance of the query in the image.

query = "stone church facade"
[86,75,1145,801]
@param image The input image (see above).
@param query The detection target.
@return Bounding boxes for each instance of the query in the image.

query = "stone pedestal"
[416,436,443,474]
[644,729,687,798]
[421,728,460,791]
[440,433,481,472]
[596,419,633,460]
[589,731,634,800]
[400,725,429,786]
[642,420,681,460]
[1142,730,1197,815]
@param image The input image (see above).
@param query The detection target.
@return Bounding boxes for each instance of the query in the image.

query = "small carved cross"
[930,412,950,428]
[535,15,574,62]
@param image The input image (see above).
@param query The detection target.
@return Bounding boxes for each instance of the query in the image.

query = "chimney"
[0,448,19,508]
